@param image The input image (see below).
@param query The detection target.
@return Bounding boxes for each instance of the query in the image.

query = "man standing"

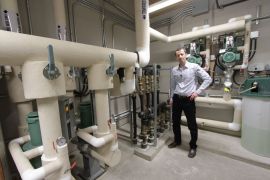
[168,48,212,158]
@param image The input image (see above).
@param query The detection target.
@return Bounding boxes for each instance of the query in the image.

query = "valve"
[43,45,61,80]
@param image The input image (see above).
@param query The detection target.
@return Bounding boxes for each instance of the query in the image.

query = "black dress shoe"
[168,142,181,148]
[188,149,196,158]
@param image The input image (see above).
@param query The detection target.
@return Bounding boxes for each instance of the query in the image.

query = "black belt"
[174,94,190,99]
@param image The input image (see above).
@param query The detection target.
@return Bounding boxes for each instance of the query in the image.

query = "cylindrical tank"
[242,96,270,157]
[79,101,94,128]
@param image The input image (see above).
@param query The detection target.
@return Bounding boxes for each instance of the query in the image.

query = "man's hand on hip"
[190,92,198,100]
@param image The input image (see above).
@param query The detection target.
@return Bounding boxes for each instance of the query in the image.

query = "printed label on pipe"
[142,0,147,20]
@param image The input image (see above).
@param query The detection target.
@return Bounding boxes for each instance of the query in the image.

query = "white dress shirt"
[171,61,212,97]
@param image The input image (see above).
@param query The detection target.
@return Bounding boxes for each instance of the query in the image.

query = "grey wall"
[150,0,270,65]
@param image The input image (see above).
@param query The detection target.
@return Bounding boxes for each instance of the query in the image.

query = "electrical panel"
[58,96,76,141]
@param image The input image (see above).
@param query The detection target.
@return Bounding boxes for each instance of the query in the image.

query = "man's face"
[176,49,186,64]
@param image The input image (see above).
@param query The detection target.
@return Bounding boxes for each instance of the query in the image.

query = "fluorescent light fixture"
[149,0,183,14]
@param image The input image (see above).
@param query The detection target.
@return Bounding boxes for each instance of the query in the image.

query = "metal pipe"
[146,93,150,108]
[25,0,33,34]
[255,5,261,25]
[139,94,144,112]
[132,94,137,143]
[252,15,270,22]
[153,64,157,146]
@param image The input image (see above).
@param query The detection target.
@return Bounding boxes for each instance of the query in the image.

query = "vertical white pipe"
[17,102,32,136]
[95,90,110,137]
[52,0,67,41]
[1,0,33,137]
[135,0,150,67]
[234,20,251,69]
[205,37,211,71]
[0,0,18,13]
[52,0,66,28]
[37,97,62,159]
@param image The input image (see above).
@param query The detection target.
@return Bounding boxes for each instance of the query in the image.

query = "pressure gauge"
[56,136,66,146]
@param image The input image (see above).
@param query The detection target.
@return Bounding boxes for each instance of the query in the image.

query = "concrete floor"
[98,126,270,180]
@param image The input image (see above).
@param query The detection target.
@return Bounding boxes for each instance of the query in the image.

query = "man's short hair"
[175,47,186,56]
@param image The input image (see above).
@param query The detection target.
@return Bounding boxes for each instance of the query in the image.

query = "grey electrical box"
[192,0,209,16]
[58,96,76,141]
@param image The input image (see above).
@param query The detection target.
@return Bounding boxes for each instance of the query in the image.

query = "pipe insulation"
[52,0,66,28]
[36,97,62,159]
[0,0,18,12]
[150,20,246,42]
[135,0,150,67]
[94,90,111,136]
[8,136,62,180]
[182,97,242,131]
[77,131,114,148]
[0,30,137,68]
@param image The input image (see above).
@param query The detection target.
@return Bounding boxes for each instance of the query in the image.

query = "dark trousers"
[172,94,198,149]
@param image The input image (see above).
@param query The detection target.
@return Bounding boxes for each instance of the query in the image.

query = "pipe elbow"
[22,169,45,180]
[228,123,241,131]
[137,50,150,67]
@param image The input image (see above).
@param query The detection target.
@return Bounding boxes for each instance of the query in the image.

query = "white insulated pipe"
[182,97,242,131]
[150,20,246,43]
[0,0,18,12]
[17,102,33,136]
[169,20,245,42]
[95,90,111,137]
[135,0,150,67]
[78,125,98,134]
[8,136,62,180]
[234,20,251,69]
[23,146,44,160]
[120,66,136,95]
[0,30,137,68]
[77,131,114,148]
[36,97,62,159]
[150,27,169,42]
[52,0,66,28]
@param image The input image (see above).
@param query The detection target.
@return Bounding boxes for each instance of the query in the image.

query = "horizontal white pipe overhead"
[150,28,169,42]
[77,131,114,148]
[0,30,137,67]
[150,20,246,42]
[149,0,183,14]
